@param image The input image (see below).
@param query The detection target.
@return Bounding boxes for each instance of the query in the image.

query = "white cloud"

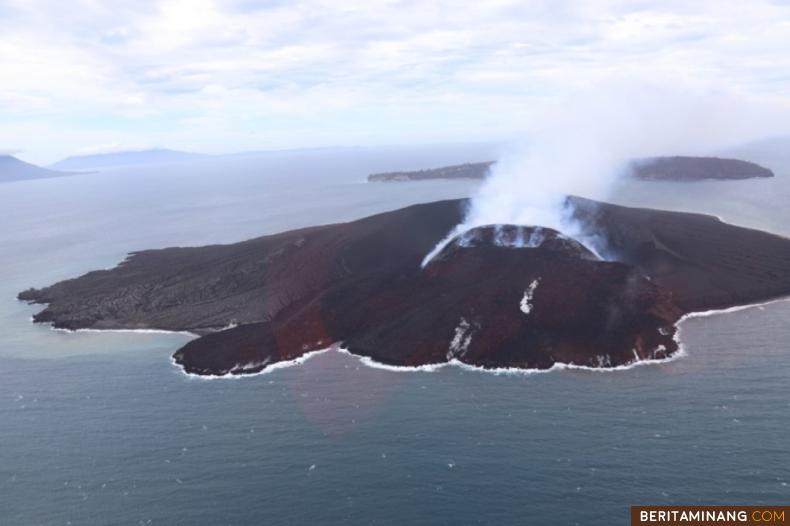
[1,0,790,163]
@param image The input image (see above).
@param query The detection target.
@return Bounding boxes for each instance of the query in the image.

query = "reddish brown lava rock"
[19,198,790,376]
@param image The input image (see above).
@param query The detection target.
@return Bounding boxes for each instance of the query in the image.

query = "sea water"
[1,144,789,525]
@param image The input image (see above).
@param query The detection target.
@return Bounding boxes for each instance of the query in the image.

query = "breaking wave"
[337,347,683,375]
[173,296,790,379]
[677,296,790,320]
[172,347,333,380]
[60,295,790,379]
[52,326,196,336]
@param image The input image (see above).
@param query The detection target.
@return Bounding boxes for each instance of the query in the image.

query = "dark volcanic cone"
[176,225,681,373]
[172,223,681,375]
[20,199,790,376]
[433,225,599,261]
[329,225,682,370]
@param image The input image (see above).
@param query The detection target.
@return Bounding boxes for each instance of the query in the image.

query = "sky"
[2,0,790,164]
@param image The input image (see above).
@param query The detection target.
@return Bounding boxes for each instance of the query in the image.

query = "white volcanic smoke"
[422,81,780,266]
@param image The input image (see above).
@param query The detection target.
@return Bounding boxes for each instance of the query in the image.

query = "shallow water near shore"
[1,145,789,525]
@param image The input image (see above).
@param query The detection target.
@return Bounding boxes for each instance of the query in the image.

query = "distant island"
[0,155,78,184]
[629,156,774,181]
[50,148,208,171]
[367,156,774,182]
[19,197,790,376]
[368,162,495,182]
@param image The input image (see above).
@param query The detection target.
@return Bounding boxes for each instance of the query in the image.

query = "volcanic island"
[19,191,790,377]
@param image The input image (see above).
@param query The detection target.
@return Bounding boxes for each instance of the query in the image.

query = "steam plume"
[422,80,779,266]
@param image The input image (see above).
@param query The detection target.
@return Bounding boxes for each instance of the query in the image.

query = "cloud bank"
[2,1,790,162]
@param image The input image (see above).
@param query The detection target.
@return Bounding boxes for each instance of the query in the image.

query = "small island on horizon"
[18,194,790,377]
[367,156,774,183]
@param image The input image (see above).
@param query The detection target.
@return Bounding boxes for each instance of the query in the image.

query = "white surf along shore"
[34,295,790,379]
[47,320,240,337]
[172,295,790,379]
[51,326,196,336]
